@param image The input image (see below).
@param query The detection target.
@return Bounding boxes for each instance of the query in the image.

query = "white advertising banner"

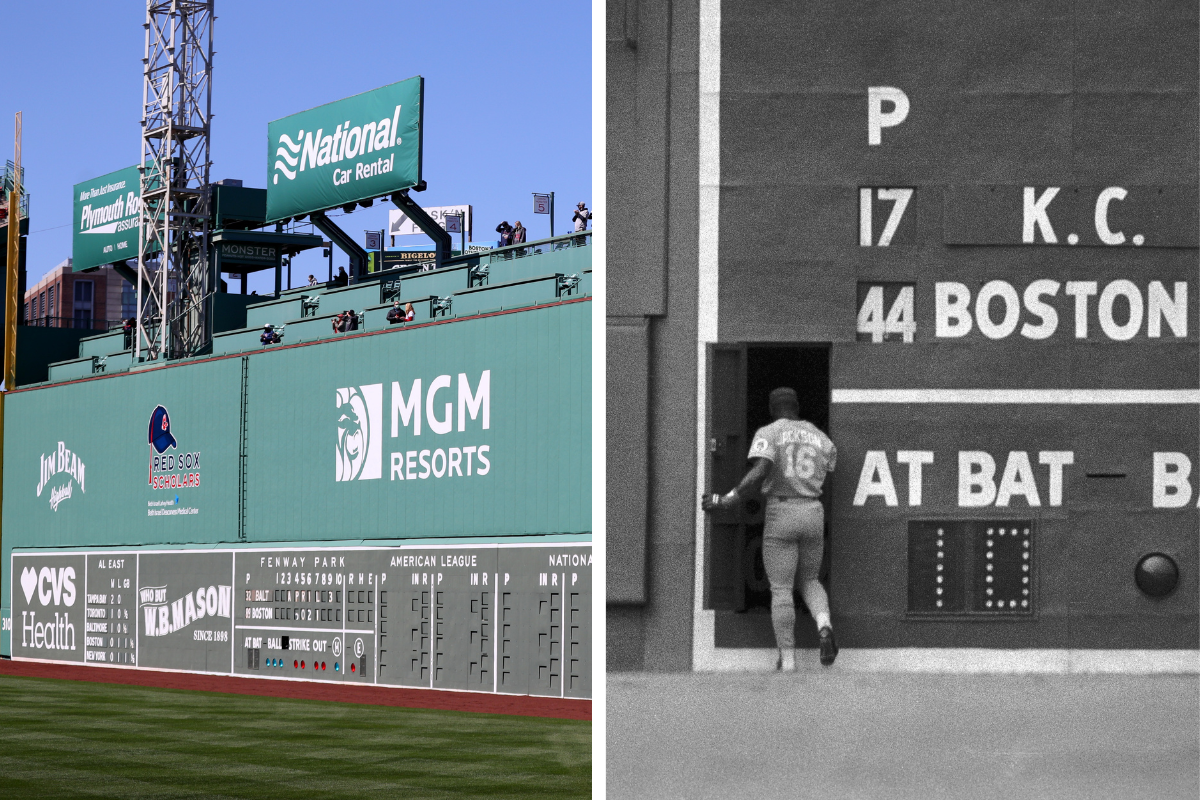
[388,205,472,238]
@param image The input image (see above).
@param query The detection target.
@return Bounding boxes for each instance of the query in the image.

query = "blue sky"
[2,0,591,293]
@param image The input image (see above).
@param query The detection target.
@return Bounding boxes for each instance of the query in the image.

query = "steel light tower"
[136,0,214,361]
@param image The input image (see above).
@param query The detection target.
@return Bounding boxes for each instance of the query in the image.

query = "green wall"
[2,300,591,628]
[4,356,243,547]
[243,301,591,540]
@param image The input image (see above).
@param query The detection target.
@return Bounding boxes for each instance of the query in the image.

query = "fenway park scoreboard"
[700,1,1198,657]
[9,543,591,697]
[0,277,592,696]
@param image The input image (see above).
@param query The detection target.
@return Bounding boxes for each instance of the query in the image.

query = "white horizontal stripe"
[234,625,373,634]
[694,647,1200,674]
[11,541,590,555]
[832,389,1200,405]
[9,655,581,697]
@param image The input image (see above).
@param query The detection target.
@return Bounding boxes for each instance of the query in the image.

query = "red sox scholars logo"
[148,405,202,490]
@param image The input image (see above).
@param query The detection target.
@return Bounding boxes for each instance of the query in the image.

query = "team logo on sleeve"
[751,438,770,455]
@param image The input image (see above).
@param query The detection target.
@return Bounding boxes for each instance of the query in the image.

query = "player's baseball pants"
[762,496,829,650]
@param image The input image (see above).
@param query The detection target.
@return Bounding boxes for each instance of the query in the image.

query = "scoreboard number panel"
[86,553,136,666]
[857,282,916,343]
[907,520,1034,617]
[859,187,916,247]
[10,543,591,700]
[943,185,1199,248]
[235,544,591,698]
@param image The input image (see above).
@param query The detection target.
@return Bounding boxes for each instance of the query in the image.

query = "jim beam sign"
[267,76,423,222]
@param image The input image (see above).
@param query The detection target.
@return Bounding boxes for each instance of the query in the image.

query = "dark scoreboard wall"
[712,1,1198,649]
[11,543,592,698]
[719,0,1197,339]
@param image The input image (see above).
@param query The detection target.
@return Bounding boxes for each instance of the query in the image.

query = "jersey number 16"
[782,443,818,479]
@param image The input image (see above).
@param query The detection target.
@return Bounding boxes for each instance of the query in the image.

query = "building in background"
[24,258,132,330]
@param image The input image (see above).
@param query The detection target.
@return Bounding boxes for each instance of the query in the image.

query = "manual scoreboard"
[10,542,592,699]
[701,0,1197,653]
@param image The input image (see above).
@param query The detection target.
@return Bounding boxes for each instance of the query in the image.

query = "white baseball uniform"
[748,419,836,649]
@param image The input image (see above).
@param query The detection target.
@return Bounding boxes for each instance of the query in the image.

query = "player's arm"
[702,457,771,512]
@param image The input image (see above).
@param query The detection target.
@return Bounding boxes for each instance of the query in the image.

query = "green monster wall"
[1,299,591,677]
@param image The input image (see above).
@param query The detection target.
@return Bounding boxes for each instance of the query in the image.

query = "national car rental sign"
[266,76,423,222]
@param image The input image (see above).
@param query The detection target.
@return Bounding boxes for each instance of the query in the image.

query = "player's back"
[749,418,836,499]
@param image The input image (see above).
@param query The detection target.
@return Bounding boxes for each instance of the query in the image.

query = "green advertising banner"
[1,357,243,547]
[266,76,423,222]
[72,165,145,271]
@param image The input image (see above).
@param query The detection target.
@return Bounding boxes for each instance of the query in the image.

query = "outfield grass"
[0,675,590,799]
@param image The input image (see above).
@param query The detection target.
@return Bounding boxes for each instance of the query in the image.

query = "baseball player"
[702,387,838,670]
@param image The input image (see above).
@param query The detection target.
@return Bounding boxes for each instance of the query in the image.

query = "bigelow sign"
[266,77,423,222]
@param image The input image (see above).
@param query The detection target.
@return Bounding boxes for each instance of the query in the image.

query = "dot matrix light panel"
[907,520,1033,617]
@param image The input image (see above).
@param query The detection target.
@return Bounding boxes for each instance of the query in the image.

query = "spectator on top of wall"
[307,274,317,287]
[404,302,415,322]
[260,324,281,345]
[386,300,405,324]
[334,266,349,287]
[573,202,591,231]
[512,221,527,244]
[346,310,359,332]
[496,221,513,247]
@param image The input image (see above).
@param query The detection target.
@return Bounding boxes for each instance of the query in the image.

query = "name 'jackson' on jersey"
[748,419,836,499]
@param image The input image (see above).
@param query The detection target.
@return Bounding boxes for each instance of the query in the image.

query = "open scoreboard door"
[705,344,835,648]
[705,344,749,611]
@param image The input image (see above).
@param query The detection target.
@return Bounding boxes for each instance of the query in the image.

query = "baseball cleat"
[819,626,838,666]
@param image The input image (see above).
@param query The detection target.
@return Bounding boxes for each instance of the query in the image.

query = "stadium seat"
[396,264,472,300]
[449,274,569,317]
[211,326,274,355]
[76,330,127,360]
[46,356,98,382]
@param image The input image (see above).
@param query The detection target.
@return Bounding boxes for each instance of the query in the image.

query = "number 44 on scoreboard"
[857,282,915,343]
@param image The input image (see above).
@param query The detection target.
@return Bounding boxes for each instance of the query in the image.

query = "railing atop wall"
[484,230,591,264]
[22,316,123,332]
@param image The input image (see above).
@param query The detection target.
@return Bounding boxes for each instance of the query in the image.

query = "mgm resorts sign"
[266,76,423,222]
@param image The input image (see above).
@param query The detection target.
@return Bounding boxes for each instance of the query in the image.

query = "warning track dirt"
[0,658,590,720]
